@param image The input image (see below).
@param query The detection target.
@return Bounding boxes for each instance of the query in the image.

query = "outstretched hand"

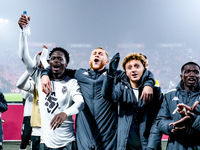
[108,53,120,75]
[177,101,198,114]
[18,14,30,29]
[169,115,191,127]
[173,101,199,115]
[50,112,67,130]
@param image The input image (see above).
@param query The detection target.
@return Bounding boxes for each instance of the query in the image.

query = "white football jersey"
[32,69,83,148]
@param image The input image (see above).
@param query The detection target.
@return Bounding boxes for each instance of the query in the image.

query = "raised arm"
[18,15,35,74]
[102,53,122,102]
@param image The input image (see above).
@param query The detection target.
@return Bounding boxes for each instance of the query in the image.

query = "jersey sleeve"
[16,70,35,93]
[19,29,36,75]
[62,79,84,116]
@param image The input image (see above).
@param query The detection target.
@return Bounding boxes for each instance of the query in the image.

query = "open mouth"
[131,74,137,77]
[52,65,60,71]
[188,78,196,84]
[94,58,99,63]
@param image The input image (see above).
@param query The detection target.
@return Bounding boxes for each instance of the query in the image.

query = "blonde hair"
[94,47,109,59]
[122,53,147,70]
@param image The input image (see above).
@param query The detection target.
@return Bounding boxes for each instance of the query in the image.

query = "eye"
[135,64,139,68]
[184,70,190,74]
[127,65,132,70]
[50,57,55,60]
[194,70,199,75]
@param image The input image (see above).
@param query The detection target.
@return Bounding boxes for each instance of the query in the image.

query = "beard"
[90,61,105,71]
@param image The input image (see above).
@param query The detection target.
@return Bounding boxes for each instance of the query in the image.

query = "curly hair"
[122,53,147,70]
[49,47,70,64]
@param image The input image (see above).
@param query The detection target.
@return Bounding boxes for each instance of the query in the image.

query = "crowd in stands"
[0,46,200,93]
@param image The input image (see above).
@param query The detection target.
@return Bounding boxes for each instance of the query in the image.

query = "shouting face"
[89,48,109,71]
[125,59,145,88]
[49,51,67,79]
[181,64,200,91]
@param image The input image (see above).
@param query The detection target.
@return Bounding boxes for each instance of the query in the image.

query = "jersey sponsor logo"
[45,92,59,114]
[172,96,180,101]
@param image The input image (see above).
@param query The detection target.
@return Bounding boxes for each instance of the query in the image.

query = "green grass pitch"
[3,93,23,102]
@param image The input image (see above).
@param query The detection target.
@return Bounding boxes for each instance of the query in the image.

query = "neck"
[91,67,105,71]
[52,70,66,80]
[130,80,139,88]
[184,85,198,93]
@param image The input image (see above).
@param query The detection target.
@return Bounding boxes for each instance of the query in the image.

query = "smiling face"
[89,48,109,71]
[49,50,67,79]
[181,64,200,91]
[125,59,145,88]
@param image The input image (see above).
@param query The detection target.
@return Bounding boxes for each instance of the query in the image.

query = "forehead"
[51,51,65,57]
[125,59,143,67]
[183,64,200,71]
[91,49,106,54]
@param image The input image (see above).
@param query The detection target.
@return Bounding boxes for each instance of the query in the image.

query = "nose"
[54,57,60,62]
[188,71,196,76]
[131,68,136,73]
[95,54,100,57]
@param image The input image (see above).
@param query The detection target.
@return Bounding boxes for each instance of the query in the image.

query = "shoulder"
[75,68,88,76]
[65,77,79,85]
[153,85,162,92]
[165,88,177,95]
[163,89,179,102]
[76,68,87,73]
[0,92,4,97]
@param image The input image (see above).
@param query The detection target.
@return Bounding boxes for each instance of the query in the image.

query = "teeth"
[189,79,195,81]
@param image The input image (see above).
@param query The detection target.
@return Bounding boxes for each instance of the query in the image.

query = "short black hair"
[49,47,70,64]
[181,61,200,73]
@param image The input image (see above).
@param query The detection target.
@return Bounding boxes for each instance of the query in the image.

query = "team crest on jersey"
[62,86,67,94]
[172,96,180,101]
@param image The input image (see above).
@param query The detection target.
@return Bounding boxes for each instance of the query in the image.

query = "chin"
[91,65,100,70]
[52,70,60,74]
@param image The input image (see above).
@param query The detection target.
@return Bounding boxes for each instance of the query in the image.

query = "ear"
[180,73,183,79]
[105,59,109,65]
[65,63,68,68]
